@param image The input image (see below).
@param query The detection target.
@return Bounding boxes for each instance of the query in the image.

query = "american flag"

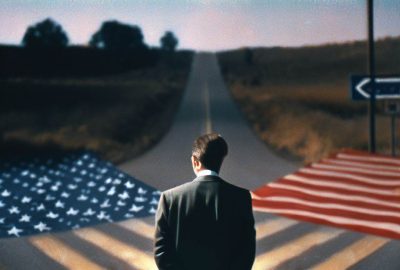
[0,151,160,238]
[252,149,400,240]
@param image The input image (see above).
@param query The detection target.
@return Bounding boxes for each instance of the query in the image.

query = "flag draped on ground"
[0,151,160,238]
[252,149,400,240]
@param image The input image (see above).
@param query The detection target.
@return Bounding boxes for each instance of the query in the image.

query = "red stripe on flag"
[253,149,400,239]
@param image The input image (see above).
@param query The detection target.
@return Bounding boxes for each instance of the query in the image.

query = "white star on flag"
[21,196,32,203]
[87,181,96,187]
[61,192,70,198]
[8,226,23,236]
[151,198,159,205]
[34,222,51,232]
[77,194,88,201]
[55,200,65,208]
[117,200,126,206]
[66,207,79,216]
[0,151,160,238]
[97,211,110,221]
[46,211,59,219]
[8,206,20,214]
[105,178,112,184]
[83,208,96,216]
[134,196,147,203]
[129,204,144,212]
[1,190,11,197]
[112,179,121,185]
[107,186,116,196]
[125,181,135,189]
[19,214,31,222]
[37,203,46,211]
[100,199,111,208]
[138,187,147,194]
[118,191,130,200]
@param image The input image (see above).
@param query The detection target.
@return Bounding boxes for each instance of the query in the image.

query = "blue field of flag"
[0,151,160,238]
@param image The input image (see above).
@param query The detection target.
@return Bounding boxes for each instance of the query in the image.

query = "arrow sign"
[351,75,400,100]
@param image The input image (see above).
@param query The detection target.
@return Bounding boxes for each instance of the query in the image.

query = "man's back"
[154,175,256,270]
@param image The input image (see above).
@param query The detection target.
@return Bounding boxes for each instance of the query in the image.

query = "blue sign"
[351,75,400,100]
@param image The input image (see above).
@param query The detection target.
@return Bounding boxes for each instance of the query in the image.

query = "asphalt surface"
[119,53,400,270]
[119,52,298,191]
[1,53,399,270]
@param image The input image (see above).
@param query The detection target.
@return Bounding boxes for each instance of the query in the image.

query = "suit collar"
[195,169,219,177]
[193,175,221,182]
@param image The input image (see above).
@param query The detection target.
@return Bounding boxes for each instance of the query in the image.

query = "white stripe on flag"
[254,183,400,209]
[264,196,400,218]
[284,174,396,196]
[312,163,400,177]
[338,153,400,165]
[253,207,400,234]
[299,168,400,186]
[323,158,400,171]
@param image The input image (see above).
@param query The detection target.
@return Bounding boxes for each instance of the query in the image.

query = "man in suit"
[154,133,256,270]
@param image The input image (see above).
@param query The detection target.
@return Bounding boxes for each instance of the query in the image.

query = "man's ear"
[191,156,202,170]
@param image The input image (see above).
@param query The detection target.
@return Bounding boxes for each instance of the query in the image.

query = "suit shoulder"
[221,180,250,195]
[162,181,193,199]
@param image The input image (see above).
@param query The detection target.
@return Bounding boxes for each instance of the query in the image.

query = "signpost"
[384,100,400,156]
[351,77,400,156]
[367,0,376,153]
[351,76,400,100]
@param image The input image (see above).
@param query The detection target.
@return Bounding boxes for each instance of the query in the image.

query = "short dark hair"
[192,133,228,173]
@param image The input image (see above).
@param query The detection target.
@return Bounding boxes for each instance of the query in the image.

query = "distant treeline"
[0,45,193,78]
[0,18,187,78]
[218,36,400,85]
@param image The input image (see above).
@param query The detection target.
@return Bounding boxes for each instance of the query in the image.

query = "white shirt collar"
[195,169,219,177]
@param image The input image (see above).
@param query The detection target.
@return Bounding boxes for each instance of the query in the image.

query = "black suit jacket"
[154,175,256,270]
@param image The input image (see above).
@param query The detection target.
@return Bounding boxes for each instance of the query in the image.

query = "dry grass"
[0,56,192,163]
[219,37,400,163]
[230,81,396,163]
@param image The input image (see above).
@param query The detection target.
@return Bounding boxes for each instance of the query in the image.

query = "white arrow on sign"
[356,77,400,99]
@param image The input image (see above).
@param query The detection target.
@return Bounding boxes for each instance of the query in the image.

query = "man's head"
[191,133,228,174]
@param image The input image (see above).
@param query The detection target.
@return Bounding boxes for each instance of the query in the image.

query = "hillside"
[218,36,400,162]
[0,50,193,163]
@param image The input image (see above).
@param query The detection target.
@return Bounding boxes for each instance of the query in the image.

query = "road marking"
[30,235,103,270]
[117,219,155,240]
[256,218,298,240]
[253,229,343,270]
[204,82,213,133]
[74,228,157,270]
[311,236,389,270]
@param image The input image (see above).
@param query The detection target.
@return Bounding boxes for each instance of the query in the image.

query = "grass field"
[0,52,193,163]
[218,37,400,163]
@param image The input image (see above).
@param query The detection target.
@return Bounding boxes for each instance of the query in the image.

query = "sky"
[0,0,399,51]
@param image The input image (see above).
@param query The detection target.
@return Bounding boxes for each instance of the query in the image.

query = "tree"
[89,20,146,50]
[160,31,179,52]
[22,18,69,48]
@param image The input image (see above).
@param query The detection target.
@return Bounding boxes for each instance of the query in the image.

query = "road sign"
[351,75,400,100]
[385,100,400,115]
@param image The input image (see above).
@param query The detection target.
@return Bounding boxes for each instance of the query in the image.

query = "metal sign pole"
[391,114,396,156]
[367,0,376,153]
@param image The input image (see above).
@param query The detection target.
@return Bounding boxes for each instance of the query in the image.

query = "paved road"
[120,53,400,270]
[119,53,297,191]
[1,53,399,270]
